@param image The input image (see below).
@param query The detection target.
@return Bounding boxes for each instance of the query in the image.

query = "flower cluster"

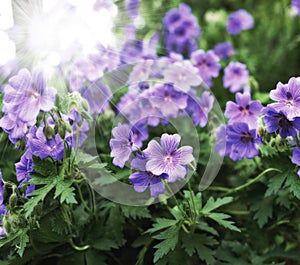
[163,3,201,56]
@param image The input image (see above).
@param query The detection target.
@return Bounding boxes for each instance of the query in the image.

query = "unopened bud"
[9,194,17,209]
[43,125,56,140]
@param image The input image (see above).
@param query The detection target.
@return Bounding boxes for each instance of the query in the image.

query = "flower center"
[240,132,253,144]
[164,155,173,163]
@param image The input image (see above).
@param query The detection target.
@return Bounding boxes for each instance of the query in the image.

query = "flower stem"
[69,238,90,251]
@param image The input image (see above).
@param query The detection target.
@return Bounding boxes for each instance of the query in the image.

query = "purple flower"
[3,68,57,123]
[269,77,300,120]
[15,152,35,196]
[163,61,201,92]
[227,122,261,161]
[213,42,235,60]
[225,92,263,129]
[187,91,214,127]
[143,133,194,182]
[110,123,133,168]
[129,155,168,197]
[191,50,221,88]
[131,122,149,149]
[0,170,5,213]
[292,0,300,16]
[149,83,188,118]
[223,62,250,93]
[27,126,65,161]
[292,147,300,176]
[126,0,140,18]
[214,125,230,157]
[263,107,300,139]
[121,40,143,64]
[227,9,254,35]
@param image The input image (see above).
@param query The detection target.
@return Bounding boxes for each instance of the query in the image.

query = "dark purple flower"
[15,151,35,196]
[223,62,250,93]
[110,123,133,168]
[121,40,143,64]
[213,42,235,60]
[227,122,261,161]
[292,147,300,176]
[27,126,65,161]
[269,77,300,120]
[292,0,300,16]
[191,50,221,87]
[149,83,188,118]
[3,68,57,123]
[227,9,254,35]
[225,92,263,129]
[187,91,214,127]
[129,155,168,197]
[143,133,194,182]
[131,122,149,149]
[0,170,5,212]
[263,107,300,139]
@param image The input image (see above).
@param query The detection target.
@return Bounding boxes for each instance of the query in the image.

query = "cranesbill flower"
[191,50,221,88]
[227,122,261,161]
[292,0,300,16]
[227,9,254,35]
[263,107,300,139]
[0,170,5,216]
[143,133,194,182]
[269,77,300,120]
[187,91,214,127]
[213,42,235,60]
[129,155,168,197]
[225,92,263,129]
[3,68,57,123]
[163,61,201,93]
[110,123,133,168]
[27,126,65,161]
[223,62,250,93]
[126,0,140,18]
[131,122,149,149]
[214,125,231,157]
[292,147,300,176]
[149,83,188,118]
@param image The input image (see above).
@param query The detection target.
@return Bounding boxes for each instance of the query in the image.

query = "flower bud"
[43,125,56,140]
[9,193,17,209]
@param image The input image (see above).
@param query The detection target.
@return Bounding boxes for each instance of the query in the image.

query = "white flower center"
[164,155,173,163]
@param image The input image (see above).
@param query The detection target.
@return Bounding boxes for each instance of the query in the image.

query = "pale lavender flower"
[163,61,201,92]
[269,77,300,120]
[213,42,235,60]
[191,50,221,88]
[227,9,254,35]
[223,62,250,93]
[129,155,168,197]
[225,92,263,129]
[292,0,300,16]
[143,133,194,182]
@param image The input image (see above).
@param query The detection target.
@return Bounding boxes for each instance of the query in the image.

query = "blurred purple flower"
[269,77,300,120]
[292,0,300,16]
[191,50,221,88]
[129,155,168,197]
[110,123,133,168]
[214,125,230,157]
[149,83,188,118]
[227,9,254,35]
[126,0,140,18]
[0,170,5,215]
[3,68,57,123]
[264,107,300,139]
[227,122,261,161]
[292,147,300,176]
[163,61,201,92]
[187,91,214,127]
[225,92,263,129]
[27,126,65,161]
[223,62,250,93]
[213,42,235,60]
[131,122,149,149]
[143,133,194,182]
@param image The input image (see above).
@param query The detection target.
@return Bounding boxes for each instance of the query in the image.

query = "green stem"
[86,181,96,215]
[187,181,197,222]
[207,186,231,192]
[226,168,282,195]
[69,238,90,251]
[75,183,92,213]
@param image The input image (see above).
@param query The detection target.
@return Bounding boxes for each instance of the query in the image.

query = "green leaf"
[145,218,179,234]
[13,230,29,257]
[201,197,233,214]
[24,182,56,218]
[250,196,273,228]
[153,226,180,263]
[208,213,241,232]
[120,205,151,220]
[54,179,77,204]
[32,156,57,177]
[265,173,287,197]
[92,238,119,251]
[285,171,300,199]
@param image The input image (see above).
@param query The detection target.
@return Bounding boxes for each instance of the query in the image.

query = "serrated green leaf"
[265,173,287,197]
[250,196,273,228]
[153,226,179,263]
[120,205,151,220]
[32,156,57,177]
[54,179,77,204]
[24,183,56,218]
[208,213,241,232]
[92,238,119,251]
[285,171,300,199]
[13,231,29,257]
[145,218,179,234]
[201,197,233,213]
